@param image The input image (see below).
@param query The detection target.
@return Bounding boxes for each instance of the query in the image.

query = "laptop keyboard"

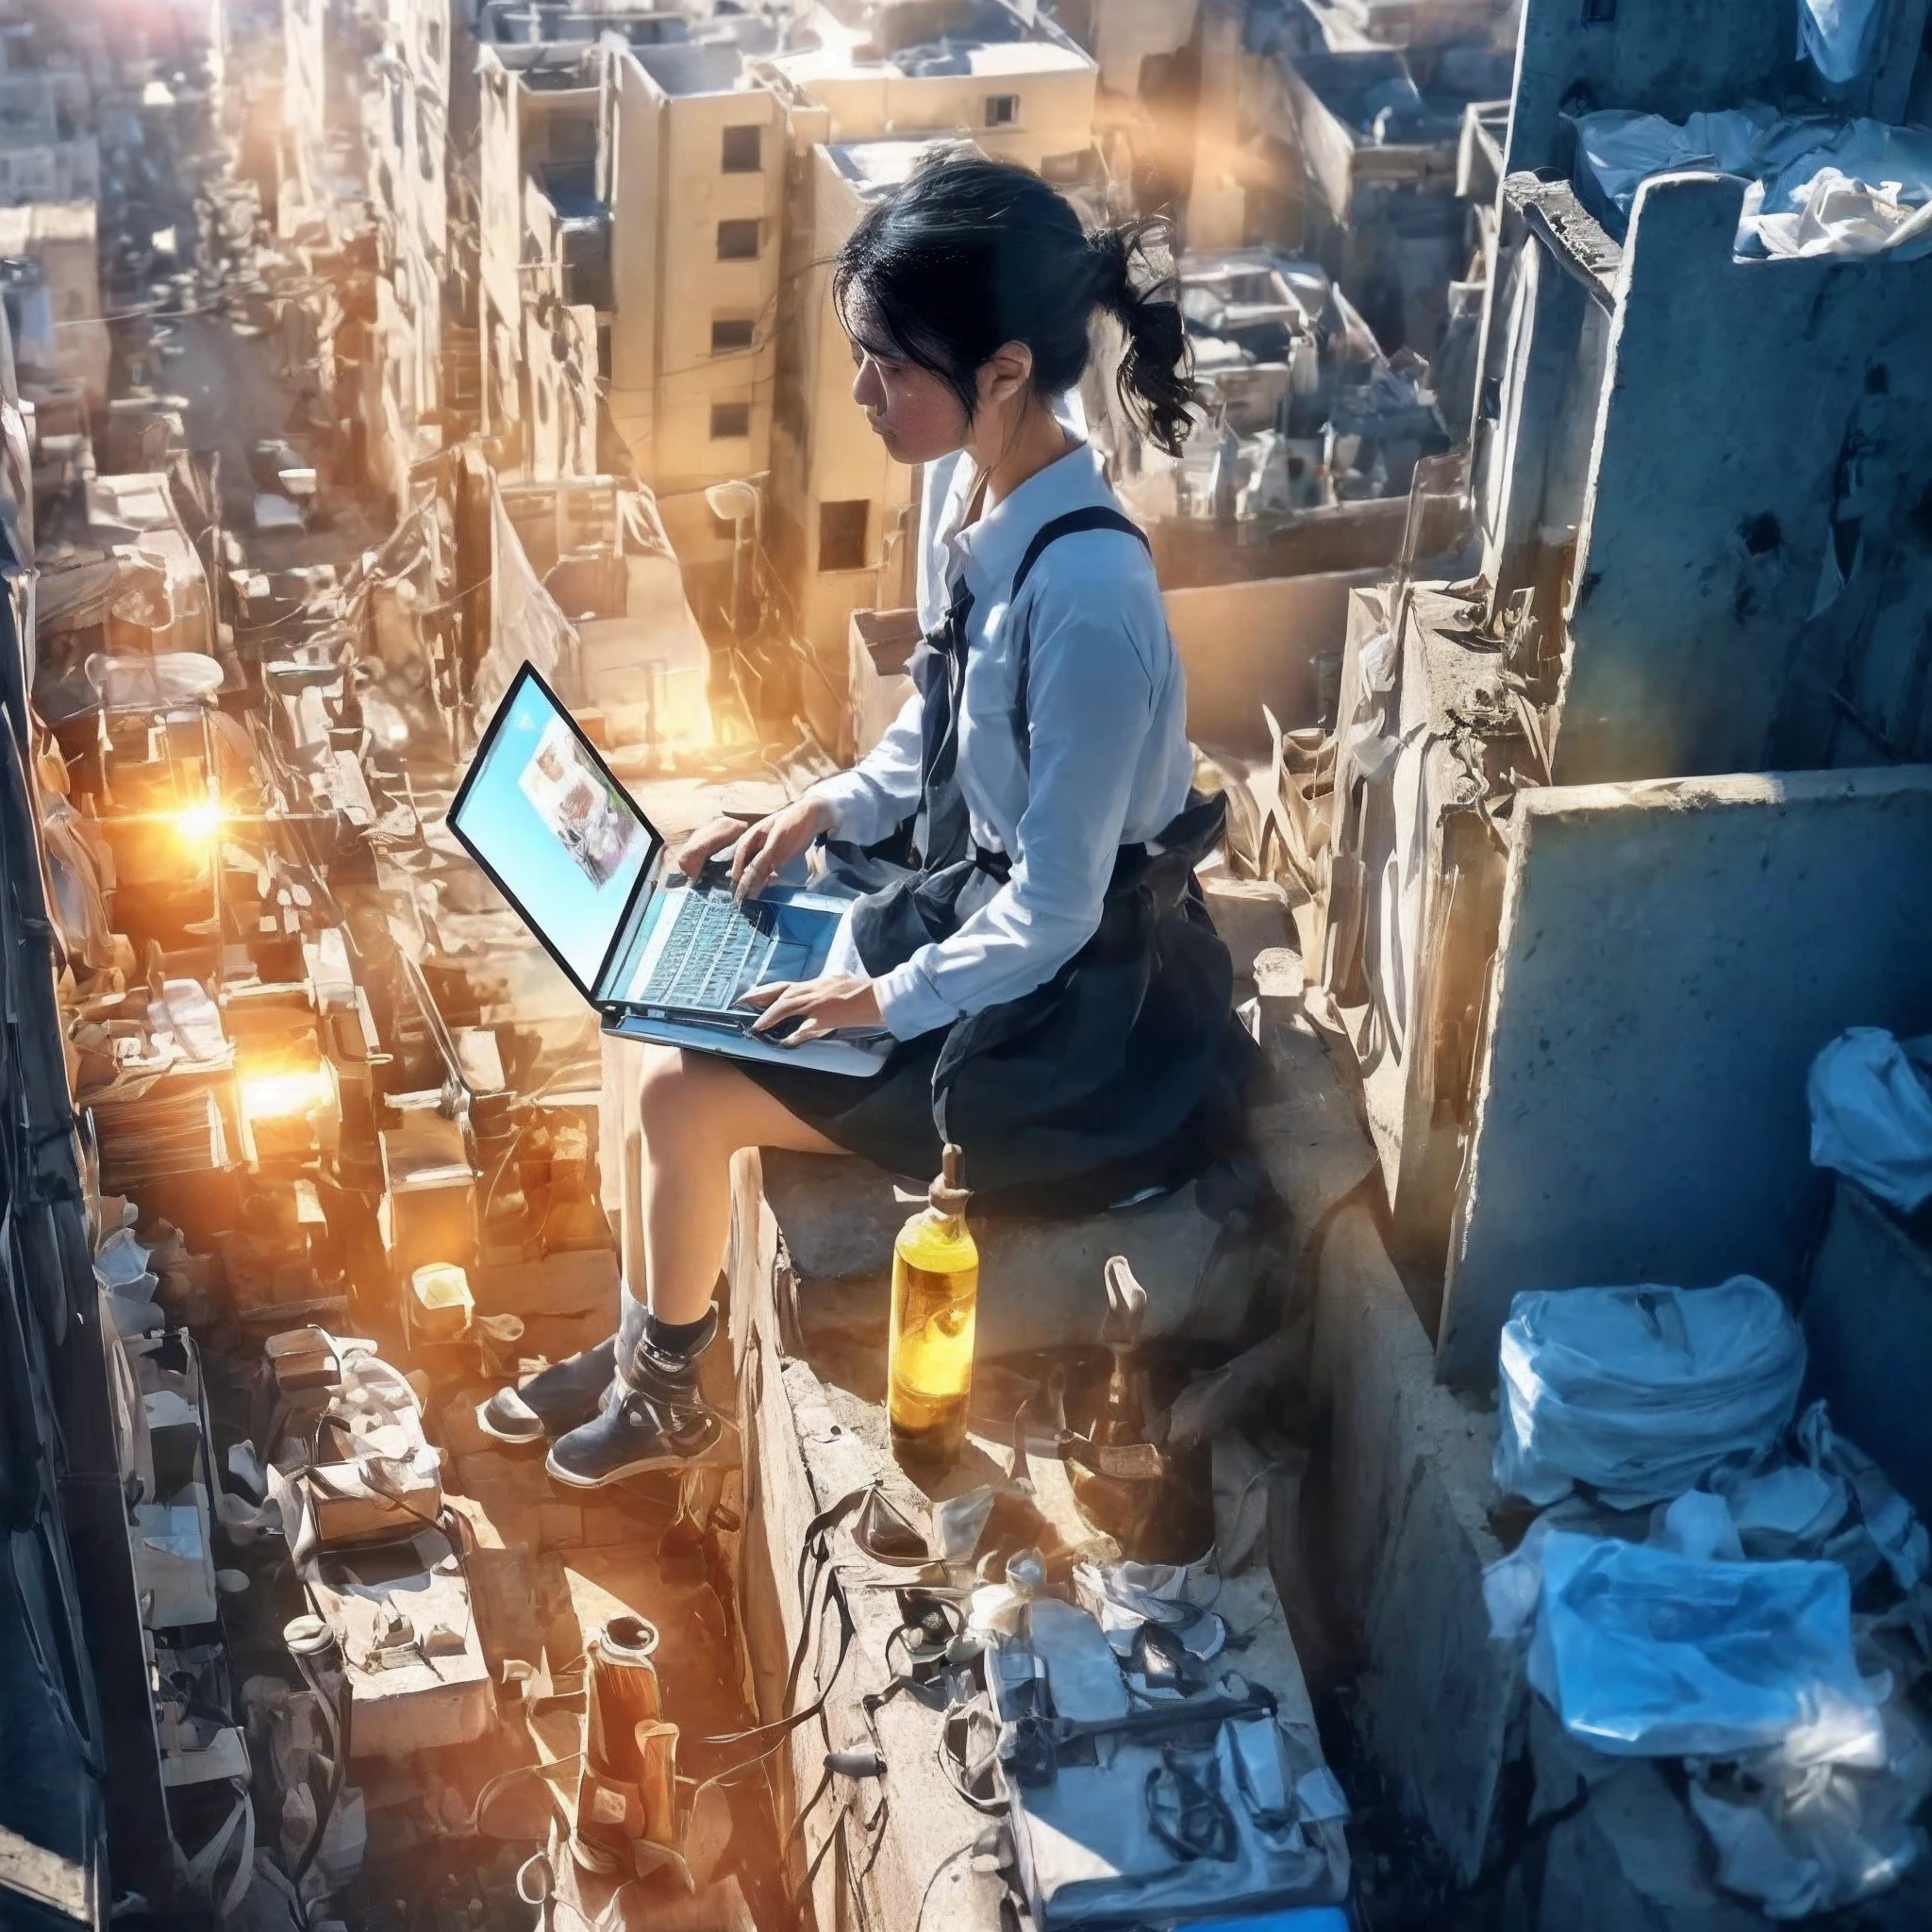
[636,889,775,1012]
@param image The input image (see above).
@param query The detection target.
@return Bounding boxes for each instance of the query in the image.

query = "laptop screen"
[446,664,659,997]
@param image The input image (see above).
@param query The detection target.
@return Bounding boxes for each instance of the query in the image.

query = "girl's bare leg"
[619,1042,841,1331]
[486,1046,840,1464]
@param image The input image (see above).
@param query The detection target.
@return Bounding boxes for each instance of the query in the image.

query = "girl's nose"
[852,357,882,410]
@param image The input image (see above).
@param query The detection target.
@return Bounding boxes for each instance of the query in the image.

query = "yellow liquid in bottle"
[889,1208,979,1467]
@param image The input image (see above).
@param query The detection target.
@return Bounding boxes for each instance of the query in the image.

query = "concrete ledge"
[758,1148,1266,1357]
[1310,1202,1514,1886]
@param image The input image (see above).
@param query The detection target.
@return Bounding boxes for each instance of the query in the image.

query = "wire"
[912,1840,982,1932]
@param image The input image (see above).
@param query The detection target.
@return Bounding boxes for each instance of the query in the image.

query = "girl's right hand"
[674,795,836,900]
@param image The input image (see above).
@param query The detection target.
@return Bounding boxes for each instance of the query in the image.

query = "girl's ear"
[977,340,1035,410]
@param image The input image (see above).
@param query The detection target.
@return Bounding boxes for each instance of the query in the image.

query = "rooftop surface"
[827,130,963,192]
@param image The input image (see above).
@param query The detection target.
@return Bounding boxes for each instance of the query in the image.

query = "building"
[762,133,940,742]
[0,54,99,206]
[602,24,789,504]
[748,0,1100,723]
[1297,0,1932,1361]
[1245,11,1514,351]
[1100,244,1454,588]
[754,0,1099,177]
[360,0,462,506]
[476,40,605,475]
[0,200,109,408]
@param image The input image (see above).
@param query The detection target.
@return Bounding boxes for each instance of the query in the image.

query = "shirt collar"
[944,441,1112,602]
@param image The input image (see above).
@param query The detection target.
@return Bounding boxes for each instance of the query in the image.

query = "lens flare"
[175,798,222,846]
[240,1070,333,1120]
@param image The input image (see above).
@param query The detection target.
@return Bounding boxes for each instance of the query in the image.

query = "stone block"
[1310,1204,1512,1886]
[757,1149,1264,1357]
[1248,1015,1378,1234]
[470,1246,619,1321]
[1441,768,1932,1385]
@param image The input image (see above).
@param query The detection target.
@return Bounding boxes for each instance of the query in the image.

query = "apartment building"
[602,26,788,504]
[762,132,937,735]
[0,58,99,207]
[280,0,375,240]
[750,0,1099,712]
[477,41,605,475]
[757,0,1098,175]
[360,0,461,505]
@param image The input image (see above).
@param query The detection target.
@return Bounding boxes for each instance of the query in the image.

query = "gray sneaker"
[544,1310,726,1489]
[475,1336,618,1445]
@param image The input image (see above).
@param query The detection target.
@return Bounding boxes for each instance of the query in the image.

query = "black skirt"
[741,793,1256,1215]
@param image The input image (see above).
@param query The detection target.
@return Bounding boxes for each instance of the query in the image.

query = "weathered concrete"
[1556,173,1932,782]
[757,1147,1267,1357]
[1308,1203,1512,1887]
[1441,767,1932,1385]
[1802,1180,1932,1520]
[1505,0,1928,177]
[728,1147,1348,1932]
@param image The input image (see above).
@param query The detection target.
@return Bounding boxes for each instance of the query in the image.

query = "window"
[716,218,761,261]
[985,93,1019,128]
[818,499,869,573]
[721,124,762,174]
[709,401,751,440]
[596,321,612,381]
[710,316,756,354]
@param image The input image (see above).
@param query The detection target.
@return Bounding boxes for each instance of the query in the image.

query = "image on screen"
[454,679,655,989]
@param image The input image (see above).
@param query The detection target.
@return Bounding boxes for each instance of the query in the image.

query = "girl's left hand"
[741,974,884,1044]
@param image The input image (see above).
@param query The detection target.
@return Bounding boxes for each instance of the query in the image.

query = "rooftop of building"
[1286,40,1516,143]
[766,0,1091,87]
[827,130,965,192]
[0,198,96,248]
[631,22,786,96]
[477,3,690,50]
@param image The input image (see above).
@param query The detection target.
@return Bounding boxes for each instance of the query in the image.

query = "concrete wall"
[790,63,1097,172]
[604,54,783,496]
[1803,1180,1932,1522]
[1554,174,1932,784]
[650,82,783,494]
[1310,1199,1513,1888]
[1165,568,1374,749]
[1439,765,1932,1386]
[1504,0,1929,175]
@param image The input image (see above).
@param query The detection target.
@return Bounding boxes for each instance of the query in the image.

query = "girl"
[482,153,1254,1486]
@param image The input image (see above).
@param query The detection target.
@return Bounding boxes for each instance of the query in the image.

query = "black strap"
[1010,505,1149,599]
[1011,506,1152,772]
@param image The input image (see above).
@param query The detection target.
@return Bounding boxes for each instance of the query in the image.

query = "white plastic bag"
[1574,106,1773,220]
[1807,1028,1932,1213]
[1528,1532,1886,1766]
[1494,1279,1807,1508]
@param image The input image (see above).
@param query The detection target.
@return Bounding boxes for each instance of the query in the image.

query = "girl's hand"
[741,974,884,1044]
[673,796,836,899]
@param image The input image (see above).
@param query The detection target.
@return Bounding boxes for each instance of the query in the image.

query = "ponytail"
[833,154,1196,458]
[1086,220,1194,458]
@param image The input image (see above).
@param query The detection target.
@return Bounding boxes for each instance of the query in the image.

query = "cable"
[912,1840,982,1932]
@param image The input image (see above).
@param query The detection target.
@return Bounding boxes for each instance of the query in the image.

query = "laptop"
[447,663,891,1076]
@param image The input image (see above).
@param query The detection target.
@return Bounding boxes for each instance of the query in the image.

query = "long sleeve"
[804,690,924,849]
[872,590,1156,1040]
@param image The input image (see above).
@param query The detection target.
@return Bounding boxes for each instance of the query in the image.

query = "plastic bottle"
[889,1142,978,1468]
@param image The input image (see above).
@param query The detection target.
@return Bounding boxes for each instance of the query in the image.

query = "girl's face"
[844,301,970,465]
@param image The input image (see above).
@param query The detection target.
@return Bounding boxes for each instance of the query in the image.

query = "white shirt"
[808,441,1193,1041]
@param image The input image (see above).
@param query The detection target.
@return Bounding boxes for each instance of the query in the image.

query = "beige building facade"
[603,34,787,502]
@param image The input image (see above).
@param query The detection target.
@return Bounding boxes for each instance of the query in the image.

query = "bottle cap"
[929,1141,971,1216]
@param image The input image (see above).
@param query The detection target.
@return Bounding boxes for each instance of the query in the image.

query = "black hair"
[831,152,1195,458]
